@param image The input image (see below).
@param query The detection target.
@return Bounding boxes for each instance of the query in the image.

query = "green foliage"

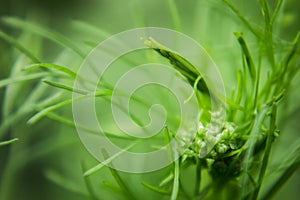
[0,138,18,146]
[0,0,299,200]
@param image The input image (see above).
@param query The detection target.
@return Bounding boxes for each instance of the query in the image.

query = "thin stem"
[171,157,180,200]
[260,0,271,27]
[84,142,137,177]
[81,163,99,200]
[2,17,86,58]
[168,0,182,31]
[252,104,277,200]
[102,149,136,200]
[232,70,243,120]
[253,51,262,109]
[0,31,41,63]
[0,72,49,89]
[270,0,284,26]
[0,138,18,146]
[223,0,260,38]
[260,0,276,68]
[241,106,269,198]
[234,32,256,80]
[262,161,300,200]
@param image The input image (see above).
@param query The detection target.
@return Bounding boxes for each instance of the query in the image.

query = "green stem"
[253,52,262,110]
[234,32,257,80]
[2,17,86,58]
[223,0,260,38]
[168,0,182,31]
[102,149,136,200]
[81,163,99,200]
[260,0,276,68]
[241,106,269,198]
[171,157,180,200]
[0,30,41,63]
[262,161,300,200]
[252,104,277,200]
[194,158,201,197]
[270,0,284,26]
[0,138,18,146]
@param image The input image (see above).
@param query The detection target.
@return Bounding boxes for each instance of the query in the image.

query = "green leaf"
[237,70,246,95]
[24,63,77,78]
[44,111,133,140]
[27,89,112,125]
[159,173,174,187]
[234,32,256,80]
[0,30,40,62]
[168,0,182,31]
[270,0,284,26]
[142,182,170,195]
[0,72,49,89]
[144,37,209,94]
[259,0,271,27]
[27,98,74,125]
[252,104,277,199]
[44,169,88,196]
[81,163,100,200]
[101,149,136,200]
[43,80,87,95]
[0,138,18,146]
[71,20,111,39]
[263,160,300,200]
[282,32,300,77]
[241,105,269,198]
[83,143,137,177]
[1,17,85,57]
[223,0,260,38]
[102,180,122,194]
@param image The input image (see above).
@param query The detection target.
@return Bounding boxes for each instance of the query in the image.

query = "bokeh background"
[0,0,299,199]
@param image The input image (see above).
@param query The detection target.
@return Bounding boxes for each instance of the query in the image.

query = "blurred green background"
[0,0,299,199]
